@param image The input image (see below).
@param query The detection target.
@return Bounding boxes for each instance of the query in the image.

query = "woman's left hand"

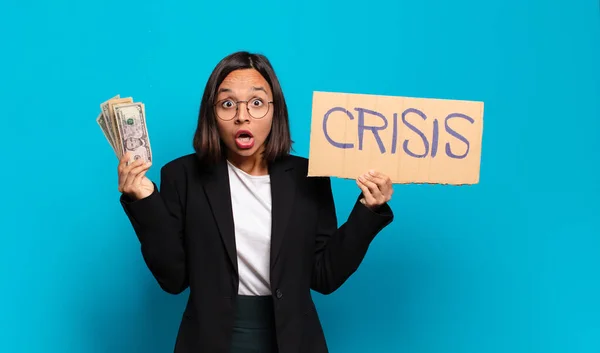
[356,170,393,210]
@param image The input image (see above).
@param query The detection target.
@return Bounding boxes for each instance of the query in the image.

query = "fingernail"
[369,170,375,175]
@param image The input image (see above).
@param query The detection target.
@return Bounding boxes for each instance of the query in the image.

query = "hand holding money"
[96,94,153,164]
[96,94,154,198]
[118,152,154,200]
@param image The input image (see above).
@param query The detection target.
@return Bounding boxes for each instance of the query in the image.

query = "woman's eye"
[251,99,263,107]
[221,100,235,108]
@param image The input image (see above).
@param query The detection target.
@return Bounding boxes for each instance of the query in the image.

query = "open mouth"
[235,130,255,149]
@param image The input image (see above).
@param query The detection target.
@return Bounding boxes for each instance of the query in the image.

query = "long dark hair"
[192,51,292,166]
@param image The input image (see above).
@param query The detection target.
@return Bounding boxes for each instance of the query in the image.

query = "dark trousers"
[230,295,279,353]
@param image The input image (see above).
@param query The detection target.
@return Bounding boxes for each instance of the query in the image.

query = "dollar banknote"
[103,96,133,157]
[99,95,121,156]
[96,112,118,156]
[96,95,152,164]
[113,102,152,164]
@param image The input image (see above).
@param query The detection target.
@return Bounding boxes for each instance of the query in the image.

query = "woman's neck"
[226,152,269,176]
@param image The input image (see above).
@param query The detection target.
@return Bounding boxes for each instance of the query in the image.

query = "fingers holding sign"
[356,170,393,211]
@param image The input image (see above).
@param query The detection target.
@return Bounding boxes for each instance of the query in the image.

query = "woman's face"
[214,68,274,161]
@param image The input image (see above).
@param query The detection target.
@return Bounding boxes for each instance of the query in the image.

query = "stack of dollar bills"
[96,95,152,164]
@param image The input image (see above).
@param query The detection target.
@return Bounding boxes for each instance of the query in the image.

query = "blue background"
[1,0,599,352]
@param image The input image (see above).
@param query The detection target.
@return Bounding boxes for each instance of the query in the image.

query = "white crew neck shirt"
[226,160,273,296]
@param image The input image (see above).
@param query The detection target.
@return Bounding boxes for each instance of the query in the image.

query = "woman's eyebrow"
[251,86,267,94]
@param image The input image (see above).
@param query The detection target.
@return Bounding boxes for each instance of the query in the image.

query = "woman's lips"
[235,129,254,149]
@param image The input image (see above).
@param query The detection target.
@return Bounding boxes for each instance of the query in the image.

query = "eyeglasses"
[214,98,274,121]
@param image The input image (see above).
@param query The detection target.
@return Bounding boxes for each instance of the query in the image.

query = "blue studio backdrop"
[1,0,599,352]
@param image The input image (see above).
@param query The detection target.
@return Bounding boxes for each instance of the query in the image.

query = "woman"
[117,51,394,353]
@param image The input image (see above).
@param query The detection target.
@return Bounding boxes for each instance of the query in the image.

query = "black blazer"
[120,153,394,353]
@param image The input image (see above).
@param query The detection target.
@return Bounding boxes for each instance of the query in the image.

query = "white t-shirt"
[227,160,273,296]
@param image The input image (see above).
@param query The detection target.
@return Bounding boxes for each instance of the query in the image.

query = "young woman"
[117,51,394,353]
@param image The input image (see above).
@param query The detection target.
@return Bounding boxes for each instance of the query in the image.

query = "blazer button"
[275,289,283,299]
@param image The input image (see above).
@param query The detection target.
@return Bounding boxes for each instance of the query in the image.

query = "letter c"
[323,107,354,149]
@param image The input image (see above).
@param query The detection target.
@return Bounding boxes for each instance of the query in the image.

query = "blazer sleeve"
[310,176,394,295]
[120,163,188,295]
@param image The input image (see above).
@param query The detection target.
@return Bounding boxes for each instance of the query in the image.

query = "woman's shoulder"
[276,154,330,187]
[157,153,200,180]
[162,153,197,169]
[164,153,197,166]
[281,153,309,168]
[273,154,313,177]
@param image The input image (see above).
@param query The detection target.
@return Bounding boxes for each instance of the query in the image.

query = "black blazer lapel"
[200,156,296,276]
[269,157,296,270]
[201,159,238,275]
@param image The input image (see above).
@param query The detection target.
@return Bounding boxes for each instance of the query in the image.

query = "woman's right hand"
[118,152,154,201]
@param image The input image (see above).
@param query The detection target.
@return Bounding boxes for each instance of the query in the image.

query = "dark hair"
[193,51,292,166]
